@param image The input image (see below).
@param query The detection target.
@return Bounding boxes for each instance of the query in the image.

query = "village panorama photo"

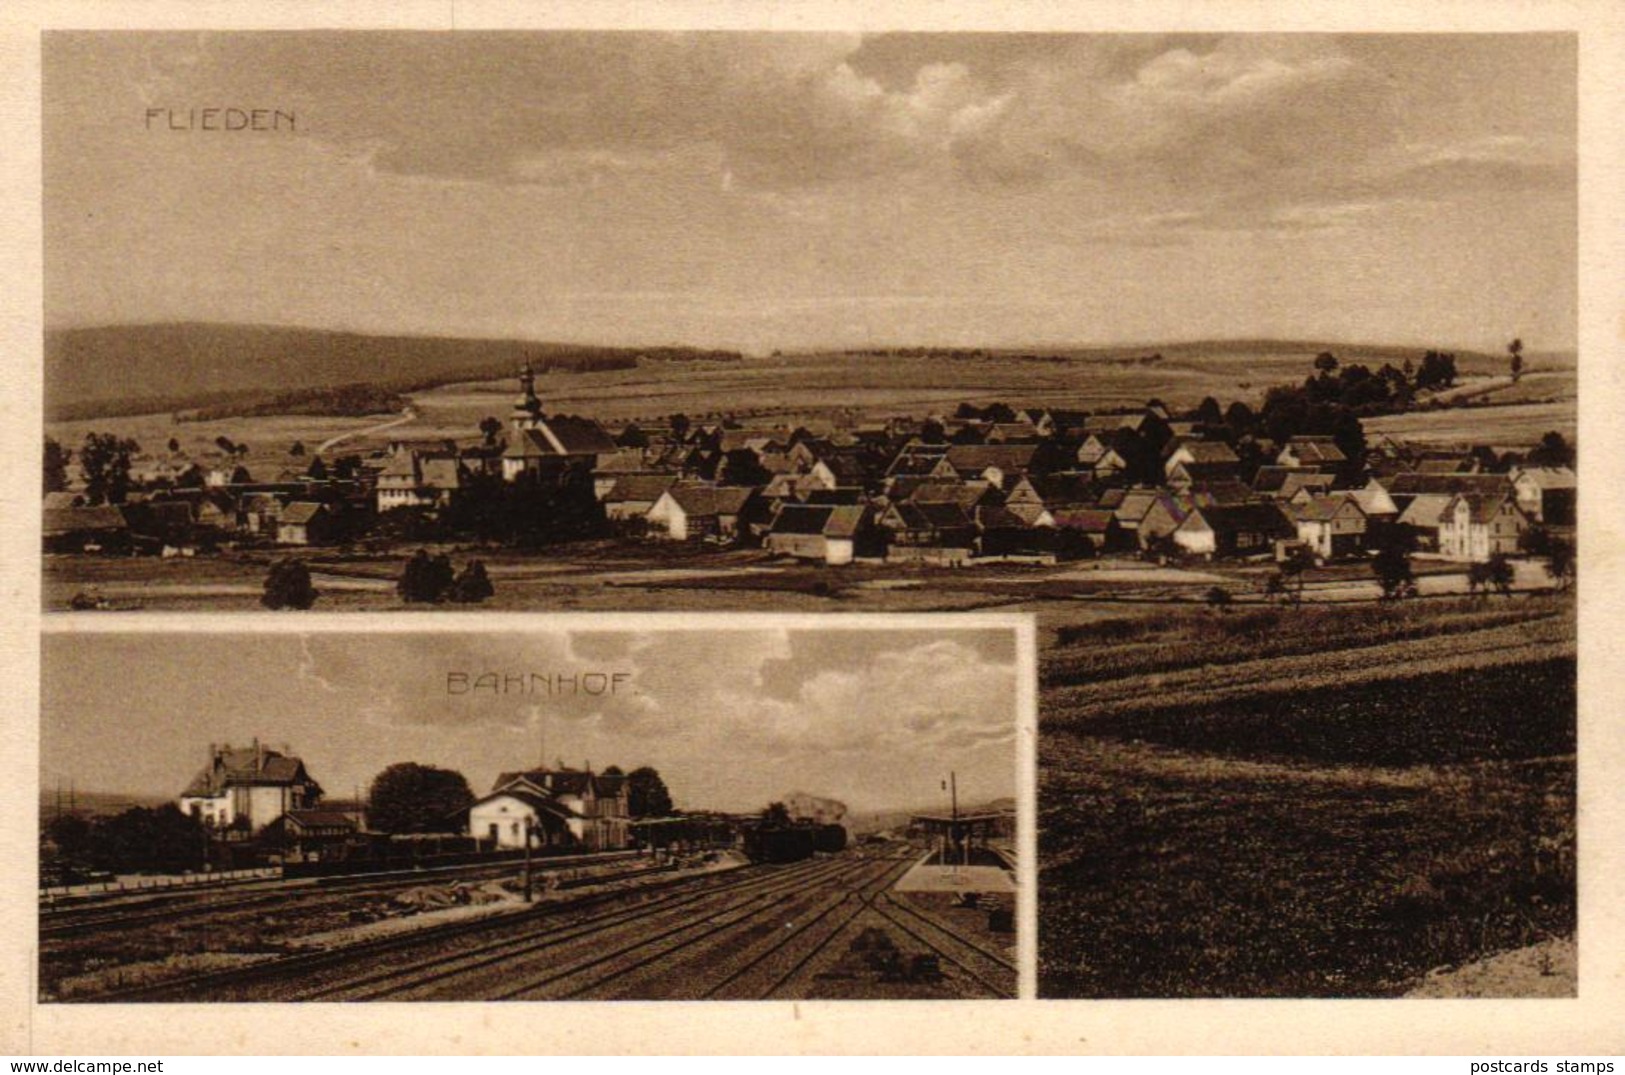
[38,620,1025,1002]
[37,31,1577,999]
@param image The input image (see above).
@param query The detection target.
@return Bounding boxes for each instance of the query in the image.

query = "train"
[742,822,848,863]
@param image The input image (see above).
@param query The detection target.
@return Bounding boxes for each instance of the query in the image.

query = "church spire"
[512,360,543,431]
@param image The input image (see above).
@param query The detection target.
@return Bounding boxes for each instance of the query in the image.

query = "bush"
[261,559,317,610]
[450,560,495,603]
[398,549,456,603]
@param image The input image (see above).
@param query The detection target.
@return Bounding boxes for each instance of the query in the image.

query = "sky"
[41,627,1019,815]
[41,31,1576,354]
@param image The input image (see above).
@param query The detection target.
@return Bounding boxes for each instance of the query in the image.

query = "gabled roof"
[908,479,994,510]
[944,444,1038,476]
[545,415,620,455]
[183,745,316,798]
[419,457,463,490]
[1051,508,1117,533]
[1170,461,1241,484]
[1281,436,1347,464]
[663,484,754,517]
[1381,472,1513,498]
[43,504,129,535]
[595,449,652,475]
[605,474,677,503]
[885,500,975,531]
[1449,492,1522,525]
[822,505,870,539]
[976,505,1036,530]
[279,501,327,525]
[1288,494,1366,523]
[1185,480,1256,507]
[475,788,582,820]
[1512,466,1577,490]
[770,503,837,535]
[1396,493,1454,528]
[1182,502,1294,535]
[1113,489,1162,525]
[1170,440,1240,465]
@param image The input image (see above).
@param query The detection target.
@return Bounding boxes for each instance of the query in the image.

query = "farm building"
[1286,494,1368,560]
[276,501,334,545]
[1511,466,1576,526]
[1172,502,1294,558]
[42,501,130,554]
[601,474,677,521]
[646,484,755,542]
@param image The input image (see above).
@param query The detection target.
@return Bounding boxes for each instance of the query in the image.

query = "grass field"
[1037,595,1576,997]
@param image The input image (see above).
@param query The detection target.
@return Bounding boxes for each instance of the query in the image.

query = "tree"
[1313,351,1340,377]
[1204,585,1233,613]
[79,432,139,505]
[215,436,236,455]
[627,766,674,818]
[1372,544,1416,600]
[761,801,791,826]
[450,560,495,603]
[167,437,181,454]
[262,559,318,610]
[1545,535,1575,591]
[1508,338,1524,382]
[367,762,475,834]
[83,805,206,875]
[306,456,329,481]
[43,436,70,495]
[479,416,503,446]
[1468,554,1515,597]
[668,413,691,443]
[398,549,456,603]
[1277,545,1317,604]
[1527,431,1575,469]
[1415,350,1459,392]
[1192,396,1223,427]
[289,440,306,457]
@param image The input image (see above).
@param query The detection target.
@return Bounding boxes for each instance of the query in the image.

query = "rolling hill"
[44,323,740,421]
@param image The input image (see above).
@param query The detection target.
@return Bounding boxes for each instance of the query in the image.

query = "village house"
[1172,502,1295,559]
[1510,466,1577,526]
[468,766,631,853]
[1050,508,1126,554]
[276,500,334,546]
[645,484,754,542]
[601,474,677,522]
[1438,493,1529,563]
[1396,493,1454,551]
[375,452,463,513]
[1286,494,1369,561]
[765,503,874,564]
[179,740,324,834]
[1276,436,1347,469]
[1164,439,1240,475]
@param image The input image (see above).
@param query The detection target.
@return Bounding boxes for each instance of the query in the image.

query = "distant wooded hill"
[45,322,742,421]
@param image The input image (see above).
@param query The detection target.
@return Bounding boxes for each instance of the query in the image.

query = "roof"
[605,474,677,503]
[1281,437,1347,464]
[1513,466,1577,490]
[908,479,993,510]
[822,505,870,539]
[1416,456,1474,475]
[43,504,128,535]
[279,501,327,525]
[664,484,754,517]
[493,768,607,801]
[976,505,1036,530]
[474,788,581,820]
[1113,489,1162,525]
[944,444,1038,476]
[1450,492,1520,525]
[1051,508,1117,533]
[770,503,837,535]
[1348,487,1398,516]
[594,449,651,474]
[1185,480,1256,507]
[182,745,315,798]
[889,501,975,530]
[1288,494,1365,523]
[418,457,462,490]
[1184,502,1294,535]
[544,415,619,455]
[1171,440,1240,465]
[1170,461,1241,484]
[282,809,359,830]
[1397,493,1454,527]
[1381,473,1513,498]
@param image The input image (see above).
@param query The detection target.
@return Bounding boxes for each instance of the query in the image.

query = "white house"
[179,741,323,833]
[1438,493,1528,562]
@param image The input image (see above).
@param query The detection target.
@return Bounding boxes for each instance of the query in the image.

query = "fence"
[40,865,281,901]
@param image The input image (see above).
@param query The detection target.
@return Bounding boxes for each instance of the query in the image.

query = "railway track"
[41,855,649,941]
[331,856,886,1001]
[870,892,1016,997]
[88,856,786,1002]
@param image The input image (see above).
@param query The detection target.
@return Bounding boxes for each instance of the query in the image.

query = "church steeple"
[512,360,543,432]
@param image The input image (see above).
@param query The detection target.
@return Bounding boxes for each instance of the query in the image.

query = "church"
[499,362,619,484]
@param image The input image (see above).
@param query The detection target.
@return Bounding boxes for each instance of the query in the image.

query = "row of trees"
[365,762,675,834]
[261,551,502,610]
[43,804,206,878]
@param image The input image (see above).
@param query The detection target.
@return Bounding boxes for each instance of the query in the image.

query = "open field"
[1037,595,1576,997]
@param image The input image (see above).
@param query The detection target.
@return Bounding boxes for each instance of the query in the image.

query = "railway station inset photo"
[38,619,1026,1002]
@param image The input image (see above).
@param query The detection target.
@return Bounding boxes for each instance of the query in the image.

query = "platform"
[893,853,1016,894]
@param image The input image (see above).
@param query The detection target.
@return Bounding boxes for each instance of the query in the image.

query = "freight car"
[742,824,816,864]
[812,823,848,854]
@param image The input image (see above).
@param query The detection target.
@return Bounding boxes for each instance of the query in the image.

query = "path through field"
[315,406,417,454]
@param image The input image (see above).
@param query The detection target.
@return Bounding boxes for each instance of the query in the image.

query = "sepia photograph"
[28,23,1584,1022]
[37,620,1025,1002]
